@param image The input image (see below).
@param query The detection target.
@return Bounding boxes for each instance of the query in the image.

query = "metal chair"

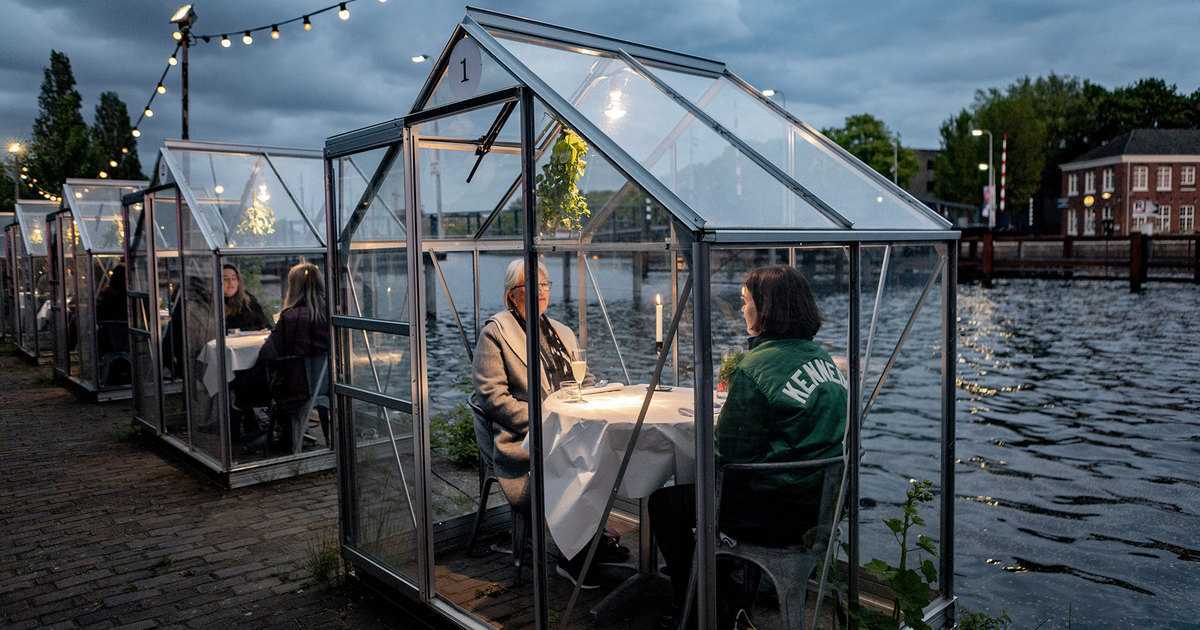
[266,354,330,455]
[466,396,530,584]
[714,456,844,630]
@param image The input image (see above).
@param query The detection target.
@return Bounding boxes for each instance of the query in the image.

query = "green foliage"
[430,403,478,467]
[535,130,590,232]
[29,51,90,192]
[821,114,919,186]
[718,350,744,387]
[0,164,14,209]
[958,609,1012,630]
[858,479,939,630]
[88,91,144,181]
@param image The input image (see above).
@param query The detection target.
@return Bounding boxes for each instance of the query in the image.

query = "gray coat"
[471,309,579,508]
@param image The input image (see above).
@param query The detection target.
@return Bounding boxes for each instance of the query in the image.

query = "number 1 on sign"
[460,58,469,83]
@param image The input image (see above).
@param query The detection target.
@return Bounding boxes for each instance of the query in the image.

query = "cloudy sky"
[1,0,1197,173]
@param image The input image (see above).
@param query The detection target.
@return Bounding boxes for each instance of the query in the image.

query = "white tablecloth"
[538,384,697,559]
[197,332,269,397]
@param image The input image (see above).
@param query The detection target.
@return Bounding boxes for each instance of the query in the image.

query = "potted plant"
[535,130,590,236]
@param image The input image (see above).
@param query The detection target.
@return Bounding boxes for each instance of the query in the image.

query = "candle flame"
[655,293,662,305]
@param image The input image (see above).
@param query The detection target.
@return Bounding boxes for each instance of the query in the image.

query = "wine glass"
[570,348,588,399]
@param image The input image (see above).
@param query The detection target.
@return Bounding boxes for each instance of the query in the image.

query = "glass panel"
[65,181,145,253]
[420,33,519,111]
[131,332,159,429]
[93,254,128,388]
[14,201,55,257]
[165,148,323,249]
[48,216,71,376]
[336,146,400,239]
[343,329,410,399]
[491,36,837,230]
[347,396,419,582]
[856,243,944,627]
[182,253,224,466]
[655,75,939,230]
[337,145,408,320]
[267,155,327,242]
[30,255,51,357]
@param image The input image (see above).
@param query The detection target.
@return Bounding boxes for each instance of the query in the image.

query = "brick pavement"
[0,350,417,629]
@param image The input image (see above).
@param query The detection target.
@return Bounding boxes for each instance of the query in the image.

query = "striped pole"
[1000,133,1008,217]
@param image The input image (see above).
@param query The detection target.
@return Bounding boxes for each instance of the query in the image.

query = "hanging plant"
[535,130,590,233]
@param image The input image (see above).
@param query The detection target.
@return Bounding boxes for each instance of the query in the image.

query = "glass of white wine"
[570,348,588,401]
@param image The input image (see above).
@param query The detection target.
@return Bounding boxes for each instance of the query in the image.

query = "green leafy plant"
[718,350,745,388]
[430,403,478,467]
[958,609,1012,630]
[535,130,590,232]
[859,479,939,630]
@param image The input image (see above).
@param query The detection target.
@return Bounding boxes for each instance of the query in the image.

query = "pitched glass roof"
[435,8,952,234]
[62,179,147,253]
[155,141,327,251]
[13,200,57,257]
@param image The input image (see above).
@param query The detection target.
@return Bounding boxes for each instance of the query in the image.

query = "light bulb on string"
[172,30,183,41]
[156,83,167,94]
[144,108,154,117]
[242,31,253,45]
[221,34,231,47]
[121,147,129,154]
[99,171,108,179]
[271,25,280,39]
[132,129,141,138]
[109,160,118,168]
[338,3,350,20]
[168,55,178,66]
[303,16,312,30]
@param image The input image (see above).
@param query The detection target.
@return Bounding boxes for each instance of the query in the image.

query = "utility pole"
[170,5,198,140]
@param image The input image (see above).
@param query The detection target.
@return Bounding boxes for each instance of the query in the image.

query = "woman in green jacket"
[649,265,846,624]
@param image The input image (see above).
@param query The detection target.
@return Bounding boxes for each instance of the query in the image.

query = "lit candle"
[655,293,663,343]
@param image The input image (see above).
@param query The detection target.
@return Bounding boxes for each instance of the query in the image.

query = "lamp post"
[972,128,994,228]
[170,5,198,140]
[761,88,786,109]
[6,142,22,201]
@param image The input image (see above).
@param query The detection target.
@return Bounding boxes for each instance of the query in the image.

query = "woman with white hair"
[471,258,602,587]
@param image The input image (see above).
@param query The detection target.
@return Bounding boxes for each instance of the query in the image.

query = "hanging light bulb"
[109,160,118,168]
[242,31,253,45]
[121,147,129,154]
[214,184,225,194]
[604,72,629,121]
[98,171,108,179]
[156,83,167,94]
[131,128,141,138]
[221,34,231,47]
[144,107,154,117]
[75,191,82,199]
[168,54,178,66]
[303,15,313,30]
[172,30,183,41]
[338,3,350,20]
[271,25,280,39]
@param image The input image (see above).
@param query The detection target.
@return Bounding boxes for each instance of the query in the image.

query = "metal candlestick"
[653,341,672,391]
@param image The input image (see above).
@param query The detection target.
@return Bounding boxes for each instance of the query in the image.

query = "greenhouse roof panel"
[158,140,326,251]
[63,179,147,253]
[13,200,57,256]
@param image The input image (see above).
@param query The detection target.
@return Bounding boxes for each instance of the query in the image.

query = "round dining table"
[197,331,270,397]
[539,383,698,560]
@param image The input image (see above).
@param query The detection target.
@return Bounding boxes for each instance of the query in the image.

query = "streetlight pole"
[972,128,995,229]
[170,5,198,140]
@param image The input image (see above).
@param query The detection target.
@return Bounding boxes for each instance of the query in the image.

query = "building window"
[1084,171,1095,194]
[1156,166,1172,191]
[1102,168,1115,192]
[1156,205,1171,232]
[1067,210,1078,235]
[1084,208,1096,235]
[1133,200,1149,232]
[1068,173,1079,196]
[1182,166,1196,187]
[1133,166,1149,191]
[1180,205,1195,233]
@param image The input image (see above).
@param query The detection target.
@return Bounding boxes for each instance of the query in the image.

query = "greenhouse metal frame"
[122,139,333,487]
[9,199,58,363]
[326,7,960,630]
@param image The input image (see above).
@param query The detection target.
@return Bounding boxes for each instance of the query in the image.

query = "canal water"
[418,253,1197,628]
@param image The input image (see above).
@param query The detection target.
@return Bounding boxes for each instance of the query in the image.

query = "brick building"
[1059,129,1200,236]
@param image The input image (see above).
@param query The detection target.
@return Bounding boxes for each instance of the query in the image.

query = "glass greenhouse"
[122,140,331,488]
[0,209,13,341]
[326,8,960,630]
[47,179,147,400]
[8,199,58,363]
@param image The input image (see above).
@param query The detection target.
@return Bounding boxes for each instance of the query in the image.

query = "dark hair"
[743,265,821,340]
[222,263,250,316]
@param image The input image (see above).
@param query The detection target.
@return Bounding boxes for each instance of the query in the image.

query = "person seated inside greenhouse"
[221,263,274,449]
[648,265,846,626]
[471,259,624,589]
[95,264,130,385]
[256,262,331,452]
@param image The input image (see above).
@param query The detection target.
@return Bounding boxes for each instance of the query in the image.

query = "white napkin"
[580,383,625,396]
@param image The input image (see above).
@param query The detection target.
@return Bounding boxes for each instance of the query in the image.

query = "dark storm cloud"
[1,0,1197,173]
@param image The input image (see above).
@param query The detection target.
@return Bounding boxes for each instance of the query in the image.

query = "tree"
[821,113,918,186]
[88,92,144,180]
[1095,78,1194,140]
[932,110,985,206]
[28,51,90,192]
[973,83,1048,216]
[0,163,14,209]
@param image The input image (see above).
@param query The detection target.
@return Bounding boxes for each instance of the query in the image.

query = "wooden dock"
[958,230,1200,291]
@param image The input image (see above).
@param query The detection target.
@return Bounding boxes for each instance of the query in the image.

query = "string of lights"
[83,0,387,181]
